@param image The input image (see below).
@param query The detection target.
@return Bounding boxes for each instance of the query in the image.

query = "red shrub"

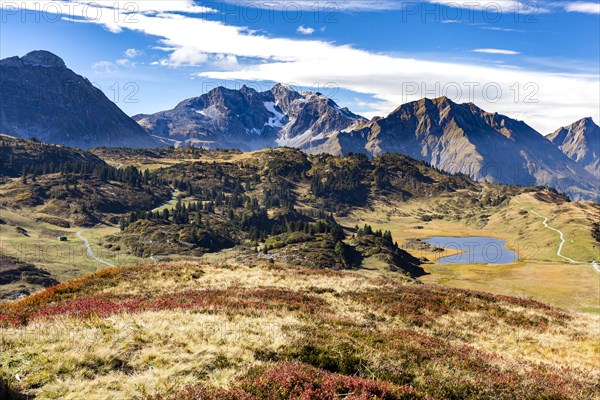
[0,312,21,328]
[146,386,256,400]
[241,362,423,399]
[145,362,423,400]
[29,297,143,321]
[6,288,326,325]
[350,285,568,329]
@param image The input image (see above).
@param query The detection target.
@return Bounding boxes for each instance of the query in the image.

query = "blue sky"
[1,0,599,133]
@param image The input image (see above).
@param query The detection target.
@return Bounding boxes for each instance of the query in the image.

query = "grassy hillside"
[1,139,599,399]
[2,140,599,310]
[1,260,598,399]
[337,190,600,313]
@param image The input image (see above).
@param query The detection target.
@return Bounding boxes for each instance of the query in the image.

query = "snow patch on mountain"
[195,105,223,120]
[263,101,286,128]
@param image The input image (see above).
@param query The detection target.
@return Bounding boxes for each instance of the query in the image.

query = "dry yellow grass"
[1,261,598,399]
[2,311,298,400]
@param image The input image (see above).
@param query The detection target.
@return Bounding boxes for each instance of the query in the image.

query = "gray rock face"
[133,83,364,151]
[21,50,67,68]
[0,51,156,149]
[547,118,600,178]
[317,97,598,201]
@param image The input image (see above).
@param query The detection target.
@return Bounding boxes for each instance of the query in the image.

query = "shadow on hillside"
[0,378,32,400]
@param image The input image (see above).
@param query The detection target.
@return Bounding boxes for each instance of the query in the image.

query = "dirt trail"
[77,229,116,268]
[516,200,599,273]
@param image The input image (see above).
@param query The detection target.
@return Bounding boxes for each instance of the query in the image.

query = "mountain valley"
[0,50,599,400]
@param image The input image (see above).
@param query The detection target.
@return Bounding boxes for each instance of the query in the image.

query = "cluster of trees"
[12,157,165,189]
[310,165,364,198]
[172,172,295,211]
[478,192,509,207]
[260,214,343,243]
[356,224,393,243]
[119,187,345,254]
[92,164,164,187]
[372,166,391,189]
[261,182,295,209]
[120,200,215,230]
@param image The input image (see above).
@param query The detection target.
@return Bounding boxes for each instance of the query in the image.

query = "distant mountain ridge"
[0,50,156,149]
[311,97,598,201]
[133,83,365,151]
[547,117,600,178]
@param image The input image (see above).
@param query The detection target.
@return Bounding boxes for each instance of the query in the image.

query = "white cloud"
[155,47,209,66]
[217,0,404,11]
[215,0,544,12]
[13,0,600,133]
[427,0,548,13]
[563,2,600,14]
[213,54,239,68]
[473,48,521,55]
[297,25,315,35]
[92,61,116,74]
[1,0,217,33]
[124,48,142,58]
[220,0,600,16]
[94,57,138,72]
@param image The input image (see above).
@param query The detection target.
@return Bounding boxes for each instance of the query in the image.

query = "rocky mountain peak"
[0,50,155,148]
[21,50,66,68]
[271,83,303,110]
[547,117,599,177]
[573,117,597,131]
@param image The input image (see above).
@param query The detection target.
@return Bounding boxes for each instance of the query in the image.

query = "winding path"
[516,201,599,273]
[77,229,116,267]
[526,209,579,264]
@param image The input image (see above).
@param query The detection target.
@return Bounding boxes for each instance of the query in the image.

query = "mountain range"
[313,97,599,201]
[133,83,364,151]
[0,51,598,201]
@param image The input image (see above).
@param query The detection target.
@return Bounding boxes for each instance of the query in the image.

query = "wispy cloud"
[183,0,600,15]
[217,0,404,11]
[297,25,315,35]
[92,48,143,73]
[473,48,521,55]
[480,26,526,33]
[428,0,548,13]
[563,2,600,14]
